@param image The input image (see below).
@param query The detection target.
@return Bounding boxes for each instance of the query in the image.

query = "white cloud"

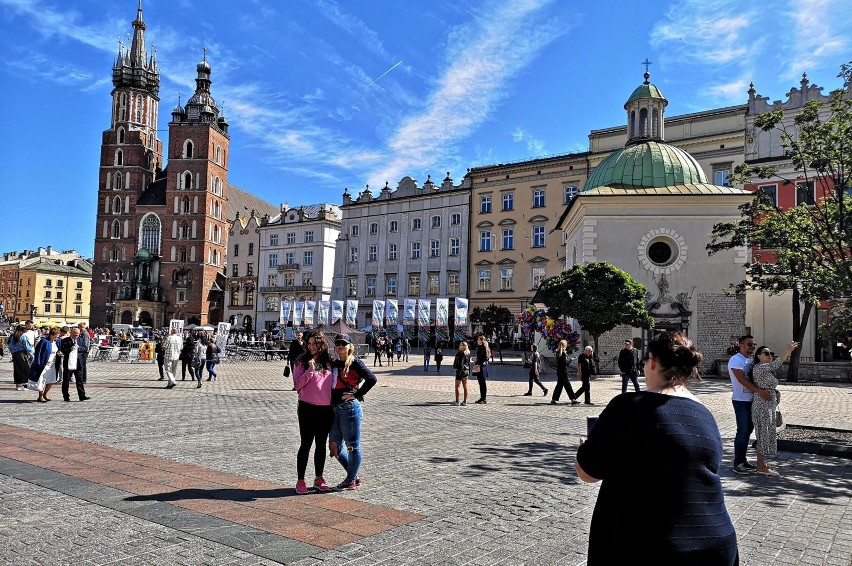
[511,128,546,156]
[650,0,757,66]
[367,0,570,184]
[783,0,851,78]
[313,0,393,61]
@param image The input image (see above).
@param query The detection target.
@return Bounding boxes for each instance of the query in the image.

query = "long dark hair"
[647,331,703,385]
[748,345,770,382]
[297,331,332,370]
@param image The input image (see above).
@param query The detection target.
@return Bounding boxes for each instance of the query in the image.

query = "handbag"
[283,365,291,378]
[471,363,481,374]
[775,410,783,427]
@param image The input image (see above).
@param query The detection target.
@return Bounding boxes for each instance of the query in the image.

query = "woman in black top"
[434,343,444,373]
[550,339,578,404]
[154,338,165,380]
[473,335,490,404]
[575,332,738,565]
[452,342,470,405]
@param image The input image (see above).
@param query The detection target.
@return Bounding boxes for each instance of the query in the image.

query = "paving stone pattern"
[1,355,850,565]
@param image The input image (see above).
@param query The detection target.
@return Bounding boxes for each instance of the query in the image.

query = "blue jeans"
[621,371,640,393]
[732,400,754,465]
[330,400,363,483]
[206,359,218,380]
[423,355,430,371]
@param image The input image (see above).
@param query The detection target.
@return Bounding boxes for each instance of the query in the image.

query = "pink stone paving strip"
[0,423,421,550]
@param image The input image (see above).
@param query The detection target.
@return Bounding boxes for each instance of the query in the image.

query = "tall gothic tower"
[91,1,163,327]
[162,53,230,325]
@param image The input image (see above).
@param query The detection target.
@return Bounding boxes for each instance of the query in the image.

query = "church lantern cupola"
[624,60,667,145]
[183,49,219,123]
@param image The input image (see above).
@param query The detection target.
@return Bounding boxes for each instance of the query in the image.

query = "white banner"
[372,300,385,328]
[417,299,431,327]
[455,298,469,326]
[215,322,230,359]
[279,301,292,325]
[293,302,304,327]
[385,299,399,325]
[169,319,184,334]
[436,298,449,327]
[345,300,358,327]
[318,301,330,325]
[304,301,316,327]
[332,300,344,323]
[403,298,416,326]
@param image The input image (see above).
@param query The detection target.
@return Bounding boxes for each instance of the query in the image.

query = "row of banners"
[279,298,469,328]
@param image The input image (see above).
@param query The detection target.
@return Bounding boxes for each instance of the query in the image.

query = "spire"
[129,0,147,67]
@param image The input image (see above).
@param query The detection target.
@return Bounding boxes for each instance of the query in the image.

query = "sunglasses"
[334,340,350,347]
[760,350,774,356]
[745,343,756,348]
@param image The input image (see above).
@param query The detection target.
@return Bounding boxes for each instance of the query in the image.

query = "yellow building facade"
[16,257,93,326]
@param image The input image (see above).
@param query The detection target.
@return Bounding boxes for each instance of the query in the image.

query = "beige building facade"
[16,256,93,327]
[466,154,589,319]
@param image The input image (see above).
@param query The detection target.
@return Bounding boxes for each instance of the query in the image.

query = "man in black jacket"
[618,339,641,394]
[61,327,90,401]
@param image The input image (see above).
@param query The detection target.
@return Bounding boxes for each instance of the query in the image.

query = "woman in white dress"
[28,327,62,402]
[750,341,798,475]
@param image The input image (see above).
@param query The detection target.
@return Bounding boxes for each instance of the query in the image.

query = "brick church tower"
[162,52,230,325]
[90,2,229,328]
[91,1,163,328]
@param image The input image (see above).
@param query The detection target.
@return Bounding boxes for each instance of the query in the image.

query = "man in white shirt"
[163,327,184,389]
[728,334,771,474]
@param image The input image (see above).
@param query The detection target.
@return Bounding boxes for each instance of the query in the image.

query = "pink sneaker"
[295,479,309,495]
[355,476,362,486]
[313,477,331,492]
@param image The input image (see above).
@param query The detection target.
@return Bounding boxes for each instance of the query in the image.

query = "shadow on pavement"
[126,486,298,502]
[467,440,580,485]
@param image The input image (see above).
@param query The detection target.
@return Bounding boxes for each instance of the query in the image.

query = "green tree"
[470,304,513,338]
[536,262,654,357]
[708,61,852,381]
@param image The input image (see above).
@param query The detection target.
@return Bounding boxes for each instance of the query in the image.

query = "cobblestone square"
[1,356,850,565]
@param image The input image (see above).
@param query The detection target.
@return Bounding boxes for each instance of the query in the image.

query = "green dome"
[625,82,667,106]
[584,141,708,190]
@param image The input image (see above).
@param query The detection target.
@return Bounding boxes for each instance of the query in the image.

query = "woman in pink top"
[293,331,335,494]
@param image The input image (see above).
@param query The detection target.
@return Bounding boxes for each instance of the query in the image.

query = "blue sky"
[1,0,850,258]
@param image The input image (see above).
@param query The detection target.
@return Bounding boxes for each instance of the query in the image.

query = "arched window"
[117,128,125,144]
[115,150,123,166]
[630,110,636,138]
[181,197,190,214]
[652,109,660,137]
[139,213,161,254]
[170,246,176,262]
[113,171,122,190]
[116,270,123,282]
[639,108,649,137]
[112,196,122,214]
[136,95,143,122]
[179,247,187,262]
[111,246,119,261]
[179,221,190,239]
[183,140,194,159]
[119,92,127,121]
[111,220,121,239]
[183,171,193,190]
[212,225,220,244]
[215,146,221,164]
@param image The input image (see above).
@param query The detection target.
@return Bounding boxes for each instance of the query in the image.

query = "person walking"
[373,336,384,367]
[728,335,771,474]
[76,323,90,383]
[28,327,61,402]
[434,342,444,373]
[452,342,471,405]
[193,335,207,388]
[524,344,548,397]
[618,339,641,394]
[293,331,335,495]
[180,331,195,381]
[402,337,410,362]
[60,327,90,401]
[473,335,490,404]
[574,346,595,405]
[8,325,31,390]
[395,338,402,362]
[575,332,739,565]
[154,337,165,380]
[750,341,798,475]
[205,338,220,381]
[422,343,432,372]
[329,334,377,490]
[162,327,183,389]
[551,339,578,405]
[385,338,394,367]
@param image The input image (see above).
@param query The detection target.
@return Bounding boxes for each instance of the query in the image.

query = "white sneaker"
[452,401,460,406]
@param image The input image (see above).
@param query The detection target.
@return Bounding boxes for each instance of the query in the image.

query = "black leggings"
[296,401,334,480]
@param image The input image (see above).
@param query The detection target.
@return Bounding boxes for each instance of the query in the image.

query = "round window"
[648,241,673,265]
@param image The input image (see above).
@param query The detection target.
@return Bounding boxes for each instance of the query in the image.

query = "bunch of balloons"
[517,307,581,352]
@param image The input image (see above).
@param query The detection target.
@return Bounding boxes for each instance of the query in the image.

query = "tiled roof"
[19,258,93,275]
[227,183,278,220]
